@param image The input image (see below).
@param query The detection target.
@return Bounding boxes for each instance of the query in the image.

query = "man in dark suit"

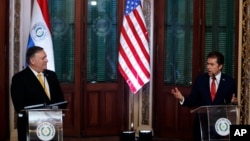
[11,46,66,141]
[171,51,238,141]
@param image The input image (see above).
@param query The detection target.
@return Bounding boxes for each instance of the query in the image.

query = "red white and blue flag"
[118,0,150,94]
[27,0,55,71]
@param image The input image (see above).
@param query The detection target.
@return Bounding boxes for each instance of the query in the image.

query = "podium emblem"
[36,122,56,140]
[215,118,231,136]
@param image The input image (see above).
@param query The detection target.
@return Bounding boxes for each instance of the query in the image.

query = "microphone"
[211,73,218,85]
[43,70,48,77]
[212,73,216,79]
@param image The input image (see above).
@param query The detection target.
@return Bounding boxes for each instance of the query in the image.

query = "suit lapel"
[203,75,213,103]
[26,67,51,101]
[25,67,42,87]
[208,76,214,102]
[213,74,227,103]
[216,75,225,96]
[43,70,53,100]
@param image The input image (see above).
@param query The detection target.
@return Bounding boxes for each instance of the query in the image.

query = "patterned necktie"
[211,78,216,101]
[37,73,50,99]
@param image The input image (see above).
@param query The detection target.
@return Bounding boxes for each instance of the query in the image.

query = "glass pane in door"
[87,0,118,83]
[164,0,193,85]
[49,0,75,82]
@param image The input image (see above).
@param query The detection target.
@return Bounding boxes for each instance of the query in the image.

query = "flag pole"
[130,92,134,131]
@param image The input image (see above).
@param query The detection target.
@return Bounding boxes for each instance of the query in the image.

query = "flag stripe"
[118,40,144,86]
[120,26,150,81]
[129,7,149,49]
[118,0,150,94]
[37,0,51,30]
[131,7,150,61]
[118,57,140,93]
[118,51,144,92]
[118,66,137,93]
[125,13,150,75]
[119,34,149,86]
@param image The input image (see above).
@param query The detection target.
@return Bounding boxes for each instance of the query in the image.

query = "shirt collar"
[29,66,44,76]
[211,72,221,82]
[215,72,221,81]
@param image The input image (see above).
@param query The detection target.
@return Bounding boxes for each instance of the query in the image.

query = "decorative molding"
[14,0,20,73]
[141,83,150,125]
[140,0,152,126]
[240,0,250,124]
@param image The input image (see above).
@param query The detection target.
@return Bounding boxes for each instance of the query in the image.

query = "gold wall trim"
[141,0,152,126]
[240,0,250,124]
[13,0,20,73]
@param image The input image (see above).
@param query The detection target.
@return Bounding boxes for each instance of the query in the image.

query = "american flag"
[118,0,150,94]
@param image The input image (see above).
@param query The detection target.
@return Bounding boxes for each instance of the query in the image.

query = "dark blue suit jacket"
[183,73,236,107]
[182,73,236,141]
[11,67,65,141]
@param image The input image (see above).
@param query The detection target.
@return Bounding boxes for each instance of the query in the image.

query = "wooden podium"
[21,101,67,141]
[191,105,238,141]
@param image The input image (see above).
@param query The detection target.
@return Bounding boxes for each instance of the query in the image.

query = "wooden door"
[0,0,9,140]
[153,0,238,140]
[52,0,128,137]
[80,0,127,136]
[153,0,202,140]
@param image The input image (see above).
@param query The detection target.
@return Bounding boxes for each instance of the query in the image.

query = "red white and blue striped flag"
[118,0,150,94]
[27,0,55,71]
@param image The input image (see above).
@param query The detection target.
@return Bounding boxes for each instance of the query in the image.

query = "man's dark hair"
[207,51,224,65]
[26,46,44,64]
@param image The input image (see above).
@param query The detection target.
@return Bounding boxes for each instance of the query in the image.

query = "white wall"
[9,0,31,140]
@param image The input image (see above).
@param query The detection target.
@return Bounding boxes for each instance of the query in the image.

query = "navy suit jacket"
[182,73,236,141]
[183,73,236,107]
[11,67,65,141]
[11,67,65,112]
